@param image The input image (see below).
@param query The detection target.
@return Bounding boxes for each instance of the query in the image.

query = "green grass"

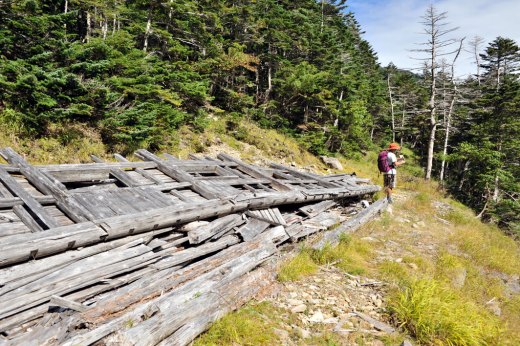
[389,279,502,345]
[310,235,373,275]
[277,250,318,282]
[193,302,282,346]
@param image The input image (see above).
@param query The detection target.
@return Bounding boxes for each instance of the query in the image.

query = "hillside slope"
[182,124,520,346]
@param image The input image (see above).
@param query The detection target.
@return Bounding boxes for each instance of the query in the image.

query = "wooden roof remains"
[0,147,380,345]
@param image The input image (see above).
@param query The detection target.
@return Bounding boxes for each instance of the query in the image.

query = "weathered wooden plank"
[66,243,276,346]
[270,162,341,188]
[187,214,244,244]
[156,266,275,346]
[312,198,388,250]
[97,199,248,240]
[237,218,270,241]
[299,200,337,218]
[153,235,240,270]
[13,205,44,232]
[0,244,158,321]
[0,168,60,229]
[91,155,144,188]
[0,148,94,222]
[217,153,293,192]
[63,238,271,329]
[0,266,155,336]
[245,208,286,226]
[136,149,221,200]
[49,295,87,312]
[114,153,165,184]
[0,222,107,267]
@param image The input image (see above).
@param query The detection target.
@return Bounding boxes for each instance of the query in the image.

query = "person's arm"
[396,155,406,166]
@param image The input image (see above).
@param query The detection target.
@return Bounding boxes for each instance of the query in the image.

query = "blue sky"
[347,0,520,77]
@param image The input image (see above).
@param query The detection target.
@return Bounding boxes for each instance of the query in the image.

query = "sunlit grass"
[193,302,281,346]
[277,250,318,282]
[310,235,373,275]
[389,279,502,345]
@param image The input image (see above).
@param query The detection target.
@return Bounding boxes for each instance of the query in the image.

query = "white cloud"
[348,0,520,77]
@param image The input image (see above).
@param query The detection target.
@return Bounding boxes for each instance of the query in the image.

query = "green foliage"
[0,0,385,157]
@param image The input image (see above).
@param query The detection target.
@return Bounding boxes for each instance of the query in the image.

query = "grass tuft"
[310,236,372,275]
[277,250,318,282]
[193,302,281,346]
[389,279,502,345]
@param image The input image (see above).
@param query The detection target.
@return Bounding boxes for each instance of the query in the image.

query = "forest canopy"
[0,1,518,233]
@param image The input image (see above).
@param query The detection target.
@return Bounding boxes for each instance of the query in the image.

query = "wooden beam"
[0,168,60,229]
[0,148,94,222]
[114,154,165,184]
[49,295,87,312]
[217,153,293,192]
[270,162,341,188]
[135,149,220,200]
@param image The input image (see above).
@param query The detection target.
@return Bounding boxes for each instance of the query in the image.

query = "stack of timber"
[0,147,384,346]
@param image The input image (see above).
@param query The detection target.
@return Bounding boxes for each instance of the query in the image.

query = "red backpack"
[377,150,391,173]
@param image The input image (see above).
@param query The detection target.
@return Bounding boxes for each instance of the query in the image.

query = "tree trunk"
[143,13,152,52]
[425,121,437,180]
[400,98,407,147]
[458,160,470,191]
[86,10,92,43]
[387,74,396,142]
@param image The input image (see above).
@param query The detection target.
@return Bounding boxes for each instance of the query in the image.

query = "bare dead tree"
[439,38,465,184]
[412,5,458,180]
[467,36,484,85]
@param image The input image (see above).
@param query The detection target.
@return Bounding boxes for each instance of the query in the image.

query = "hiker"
[378,142,405,203]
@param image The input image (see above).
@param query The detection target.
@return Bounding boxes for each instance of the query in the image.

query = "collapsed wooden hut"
[0,147,386,345]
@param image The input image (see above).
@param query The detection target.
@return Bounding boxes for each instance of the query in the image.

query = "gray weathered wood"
[0,168,60,229]
[313,198,388,250]
[217,153,293,192]
[187,214,244,244]
[136,149,221,199]
[299,200,337,218]
[0,148,94,222]
[0,222,107,267]
[114,153,165,184]
[49,295,87,312]
[270,162,341,188]
[153,235,240,270]
[237,218,270,241]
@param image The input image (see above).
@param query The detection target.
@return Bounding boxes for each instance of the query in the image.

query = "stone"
[401,340,413,346]
[451,267,467,289]
[309,310,325,323]
[371,340,385,346]
[291,304,307,313]
[273,328,290,340]
[395,258,403,263]
[320,156,344,170]
[323,317,339,324]
[361,236,379,242]
[289,291,298,299]
[408,263,418,270]
[486,298,501,316]
[287,299,304,306]
[294,326,311,339]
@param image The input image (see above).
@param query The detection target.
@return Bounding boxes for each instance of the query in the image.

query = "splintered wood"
[0,147,384,345]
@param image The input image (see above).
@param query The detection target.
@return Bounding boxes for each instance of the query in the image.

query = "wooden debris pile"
[0,147,385,345]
